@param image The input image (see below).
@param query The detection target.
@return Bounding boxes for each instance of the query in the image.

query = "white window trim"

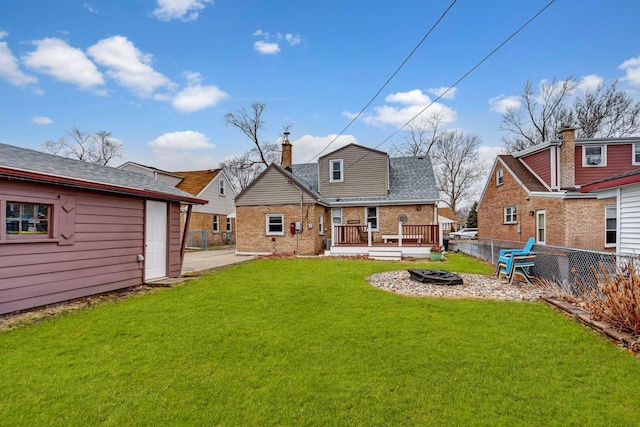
[266,214,285,236]
[331,207,342,225]
[496,167,504,186]
[604,205,617,248]
[582,145,607,167]
[318,214,324,236]
[226,217,232,232]
[536,210,546,244]
[504,205,517,224]
[219,179,226,196]
[633,143,640,166]
[365,206,380,231]
[213,214,220,233]
[329,159,344,183]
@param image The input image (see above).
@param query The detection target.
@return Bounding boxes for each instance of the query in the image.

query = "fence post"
[367,223,372,247]
[398,221,403,247]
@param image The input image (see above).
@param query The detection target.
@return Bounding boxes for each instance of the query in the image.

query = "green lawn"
[2,255,640,426]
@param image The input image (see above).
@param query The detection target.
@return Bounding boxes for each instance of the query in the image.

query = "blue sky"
[2,0,640,171]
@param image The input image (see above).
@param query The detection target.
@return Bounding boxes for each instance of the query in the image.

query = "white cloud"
[578,74,604,92]
[489,94,521,113]
[22,38,103,89]
[477,145,504,165]
[290,134,358,163]
[347,89,457,129]
[285,33,301,46]
[0,32,38,86]
[620,55,640,87]
[83,3,99,13]
[427,86,457,100]
[254,40,280,55]
[147,130,217,170]
[152,0,213,22]
[87,35,173,97]
[172,84,228,112]
[148,130,214,150]
[32,116,53,125]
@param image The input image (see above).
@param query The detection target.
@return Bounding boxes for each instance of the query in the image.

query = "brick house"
[120,163,236,246]
[234,136,440,256]
[477,127,640,250]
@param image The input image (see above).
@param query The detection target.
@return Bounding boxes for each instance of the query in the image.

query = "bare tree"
[221,102,282,192]
[500,77,579,152]
[391,110,446,157]
[42,127,124,165]
[571,81,640,138]
[431,130,487,214]
[500,77,640,152]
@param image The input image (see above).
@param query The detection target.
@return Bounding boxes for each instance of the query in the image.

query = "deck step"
[368,250,402,261]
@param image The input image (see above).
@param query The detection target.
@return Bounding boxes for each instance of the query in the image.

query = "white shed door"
[145,200,167,281]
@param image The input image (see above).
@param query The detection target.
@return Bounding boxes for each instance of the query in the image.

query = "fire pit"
[407,269,464,286]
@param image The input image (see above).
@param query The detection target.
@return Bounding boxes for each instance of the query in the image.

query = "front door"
[145,200,167,281]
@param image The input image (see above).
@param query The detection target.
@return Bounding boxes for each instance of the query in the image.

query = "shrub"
[582,263,640,335]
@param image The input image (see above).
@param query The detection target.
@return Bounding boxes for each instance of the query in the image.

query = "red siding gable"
[520,150,551,186]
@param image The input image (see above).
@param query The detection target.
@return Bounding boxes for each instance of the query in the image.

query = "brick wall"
[479,159,615,250]
[180,211,235,246]
[236,204,326,255]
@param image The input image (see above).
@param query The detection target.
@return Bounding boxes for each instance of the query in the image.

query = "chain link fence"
[455,238,639,294]
[187,230,234,249]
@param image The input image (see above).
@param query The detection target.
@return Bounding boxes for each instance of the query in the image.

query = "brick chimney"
[558,126,576,189]
[281,131,292,172]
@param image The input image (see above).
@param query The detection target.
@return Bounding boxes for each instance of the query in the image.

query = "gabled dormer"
[317,144,389,198]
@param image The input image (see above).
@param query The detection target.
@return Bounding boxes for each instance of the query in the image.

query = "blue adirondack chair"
[496,237,536,284]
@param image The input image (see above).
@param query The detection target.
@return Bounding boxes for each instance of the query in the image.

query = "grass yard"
[1,254,640,425]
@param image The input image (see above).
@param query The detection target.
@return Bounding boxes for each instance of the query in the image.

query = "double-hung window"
[213,214,219,233]
[365,207,379,231]
[605,205,617,247]
[6,202,51,237]
[504,205,517,224]
[584,145,606,166]
[266,214,284,235]
[219,179,226,196]
[226,217,232,232]
[633,144,640,165]
[331,208,342,225]
[496,168,504,186]
[329,159,344,182]
[318,214,324,235]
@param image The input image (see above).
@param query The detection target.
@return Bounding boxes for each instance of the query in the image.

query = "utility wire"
[327,0,558,181]
[306,0,458,163]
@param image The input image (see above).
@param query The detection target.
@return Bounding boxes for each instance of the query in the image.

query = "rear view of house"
[0,143,205,315]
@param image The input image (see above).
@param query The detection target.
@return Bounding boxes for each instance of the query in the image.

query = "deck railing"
[332,223,440,247]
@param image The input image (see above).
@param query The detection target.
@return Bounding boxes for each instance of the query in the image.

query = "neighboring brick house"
[119,163,237,246]
[235,136,440,256]
[173,169,237,246]
[438,206,466,233]
[477,127,640,250]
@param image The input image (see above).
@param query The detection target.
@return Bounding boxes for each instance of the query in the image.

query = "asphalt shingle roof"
[173,169,221,196]
[289,156,438,203]
[0,143,203,203]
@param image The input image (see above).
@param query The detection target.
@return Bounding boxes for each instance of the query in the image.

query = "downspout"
[180,204,193,265]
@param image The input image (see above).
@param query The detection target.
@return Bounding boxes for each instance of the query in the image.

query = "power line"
[331,0,558,181]
[306,0,458,163]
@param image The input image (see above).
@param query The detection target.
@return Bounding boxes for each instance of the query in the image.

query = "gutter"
[0,167,207,205]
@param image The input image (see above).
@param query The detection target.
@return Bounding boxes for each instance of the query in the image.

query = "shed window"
[496,168,504,186]
[504,205,517,224]
[6,202,50,236]
[330,159,344,182]
[266,214,284,235]
[583,145,606,166]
